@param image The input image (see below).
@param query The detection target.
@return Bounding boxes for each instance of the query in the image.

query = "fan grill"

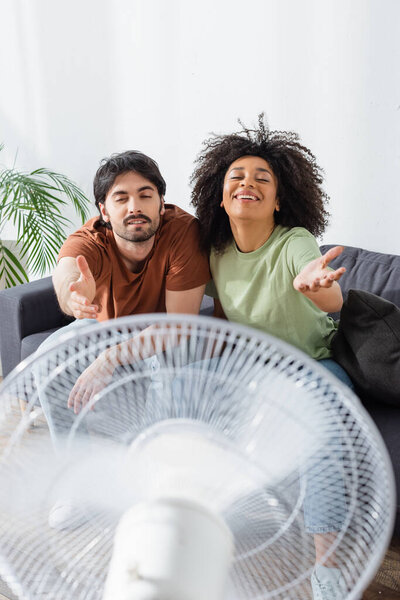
[0,314,395,600]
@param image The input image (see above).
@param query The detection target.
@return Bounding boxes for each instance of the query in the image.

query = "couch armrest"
[0,277,72,377]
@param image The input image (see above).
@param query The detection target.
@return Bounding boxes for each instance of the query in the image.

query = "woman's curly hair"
[191,114,330,253]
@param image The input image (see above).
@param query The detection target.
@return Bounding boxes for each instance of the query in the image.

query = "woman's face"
[221,155,279,224]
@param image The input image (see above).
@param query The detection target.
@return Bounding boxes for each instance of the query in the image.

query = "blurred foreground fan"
[0,314,395,599]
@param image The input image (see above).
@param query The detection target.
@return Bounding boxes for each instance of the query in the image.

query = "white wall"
[1,0,399,255]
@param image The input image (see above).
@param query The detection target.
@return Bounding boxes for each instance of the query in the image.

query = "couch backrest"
[320,244,400,319]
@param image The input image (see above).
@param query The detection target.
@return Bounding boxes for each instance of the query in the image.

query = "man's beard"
[112,213,160,243]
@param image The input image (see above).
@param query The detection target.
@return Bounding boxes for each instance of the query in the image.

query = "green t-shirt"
[207,225,338,360]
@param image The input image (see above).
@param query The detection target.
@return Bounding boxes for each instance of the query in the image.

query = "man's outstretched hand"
[68,351,115,414]
[68,255,99,319]
[293,246,346,293]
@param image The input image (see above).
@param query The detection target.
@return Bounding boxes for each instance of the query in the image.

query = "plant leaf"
[0,243,29,287]
[0,159,91,282]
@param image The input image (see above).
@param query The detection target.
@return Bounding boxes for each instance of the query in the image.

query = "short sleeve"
[285,230,323,277]
[165,219,211,291]
[58,231,104,279]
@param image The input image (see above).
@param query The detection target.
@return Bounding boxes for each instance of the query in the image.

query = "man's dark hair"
[93,150,166,229]
[191,114,330,253]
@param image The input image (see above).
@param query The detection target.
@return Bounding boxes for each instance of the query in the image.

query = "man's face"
[100,171,165,243]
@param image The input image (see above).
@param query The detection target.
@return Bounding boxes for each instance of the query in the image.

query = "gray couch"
[0,244,399,534]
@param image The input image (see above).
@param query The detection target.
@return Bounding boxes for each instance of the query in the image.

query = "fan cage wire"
[0,313,396,600]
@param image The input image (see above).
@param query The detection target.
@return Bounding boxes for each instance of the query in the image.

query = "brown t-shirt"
[58,204,210,321]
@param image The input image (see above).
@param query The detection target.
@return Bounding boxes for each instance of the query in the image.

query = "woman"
[191,114,351,385]
[191,115,352,599]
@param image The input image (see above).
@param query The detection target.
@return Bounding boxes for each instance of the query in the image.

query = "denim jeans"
[318,358,354,390]
[303,357,353,533]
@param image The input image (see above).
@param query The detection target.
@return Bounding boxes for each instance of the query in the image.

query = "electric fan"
[0,314,395,600]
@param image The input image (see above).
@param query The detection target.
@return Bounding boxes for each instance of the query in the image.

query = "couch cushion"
[332,289,400,406]
[200,294,213,316]
[21,328,61,361]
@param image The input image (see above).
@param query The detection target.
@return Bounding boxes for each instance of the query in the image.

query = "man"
[54,150,209,322]
[38,150,210,437]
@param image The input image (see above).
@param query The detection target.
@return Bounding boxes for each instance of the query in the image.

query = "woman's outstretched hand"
[293,246,346,293]
[293,246,346,313]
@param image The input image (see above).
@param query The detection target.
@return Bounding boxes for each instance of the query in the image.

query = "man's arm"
[53,255,98,319]
[67,284,206,414]
[165,284,206,315]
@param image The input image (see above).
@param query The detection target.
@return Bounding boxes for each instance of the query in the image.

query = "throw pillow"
[331,289,400,406]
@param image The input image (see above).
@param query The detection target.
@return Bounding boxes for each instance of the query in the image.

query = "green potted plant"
[0,144,90,288]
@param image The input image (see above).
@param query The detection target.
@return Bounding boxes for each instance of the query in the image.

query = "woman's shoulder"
[273,227,320,271]
[276,226,319,252]
[276,225,315,241]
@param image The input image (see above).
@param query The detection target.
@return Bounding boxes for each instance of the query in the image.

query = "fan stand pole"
[103,498,234,600]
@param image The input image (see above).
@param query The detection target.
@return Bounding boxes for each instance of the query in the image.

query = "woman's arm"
[293,246,346,313]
